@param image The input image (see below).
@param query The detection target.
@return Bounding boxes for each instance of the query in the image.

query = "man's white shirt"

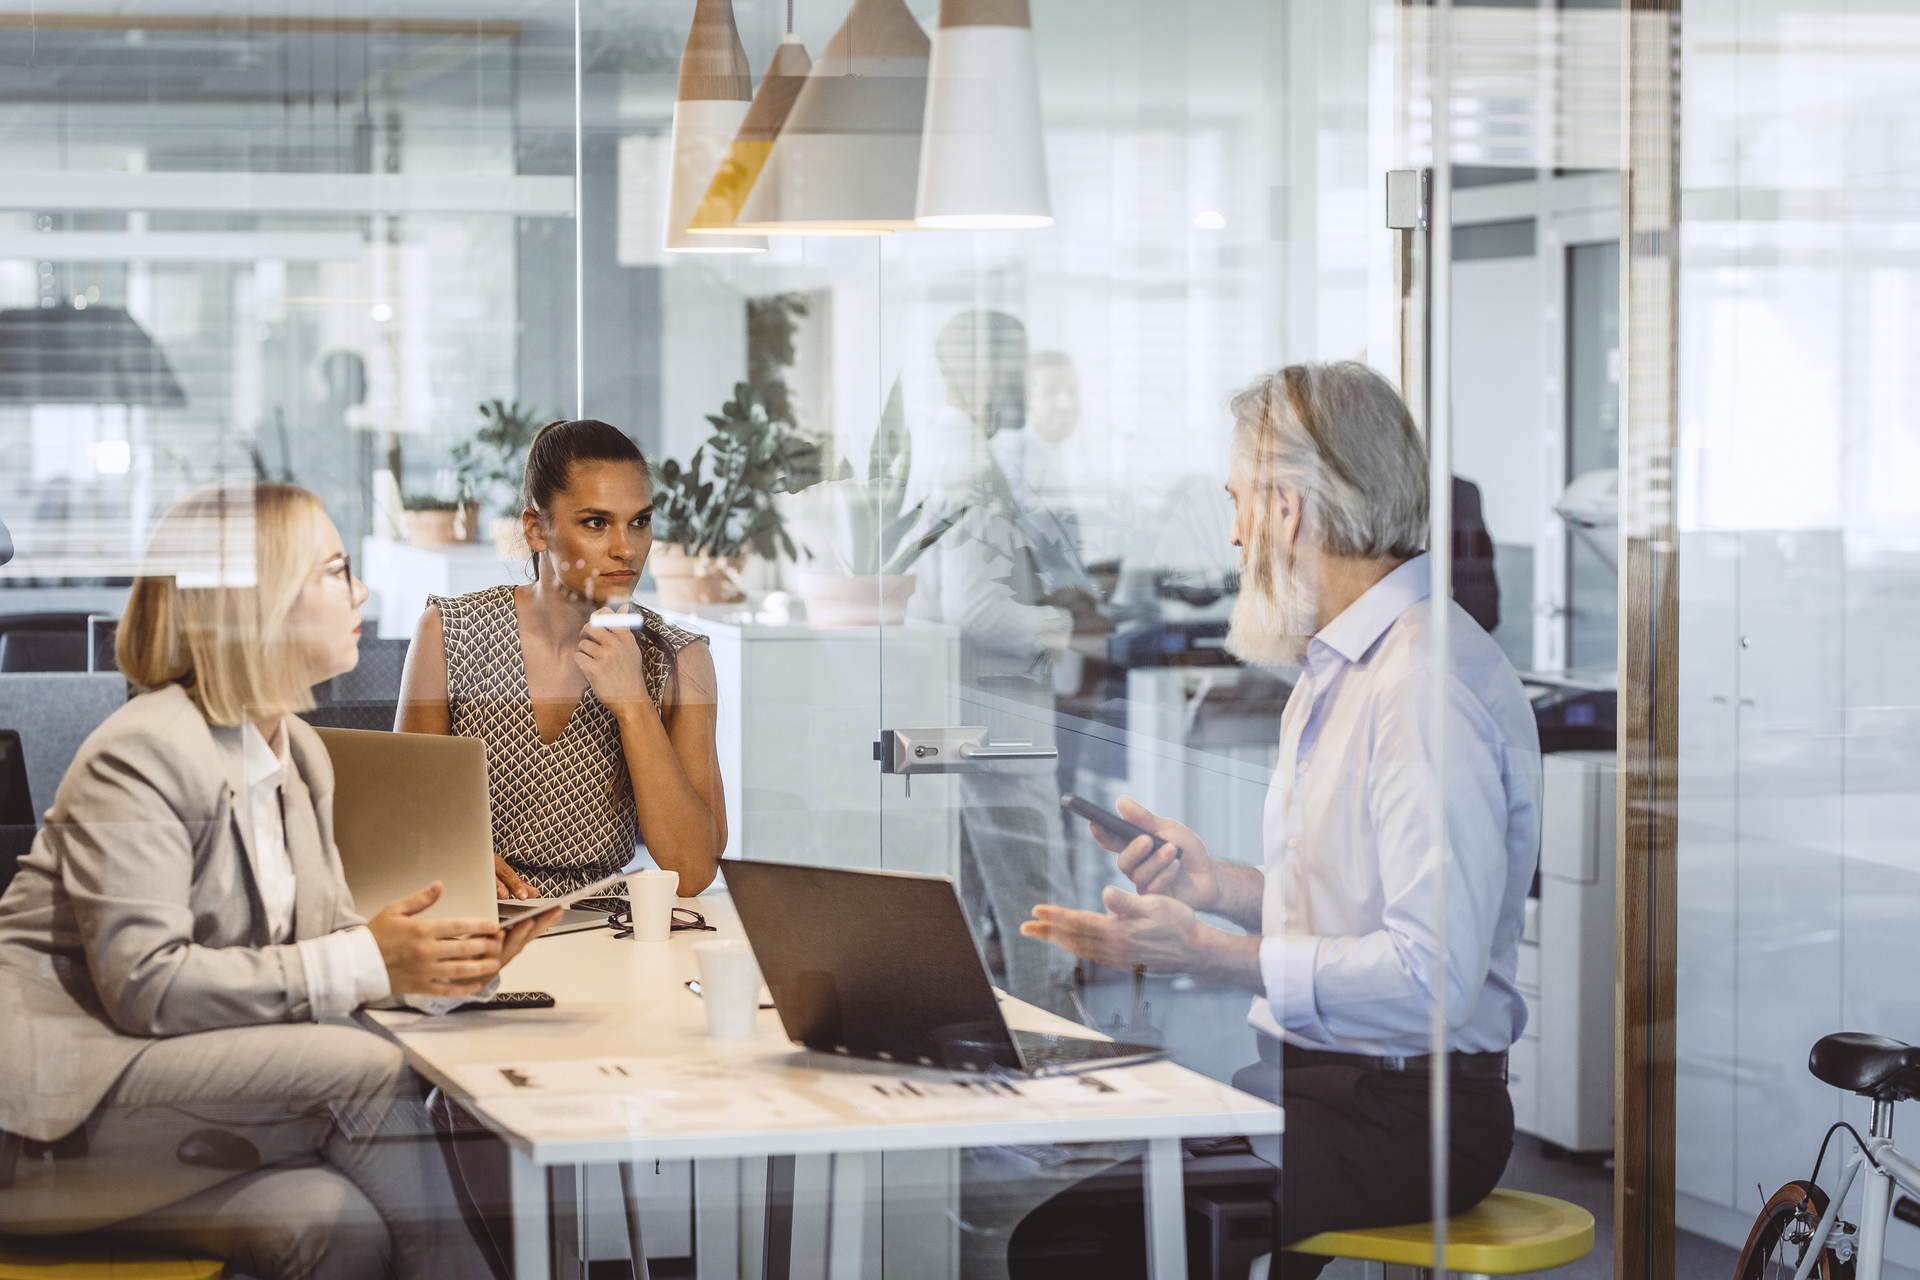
[1250,554,1542,1057]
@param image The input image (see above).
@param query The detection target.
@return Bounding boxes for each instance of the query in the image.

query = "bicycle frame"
[1791,1104,1920,1280]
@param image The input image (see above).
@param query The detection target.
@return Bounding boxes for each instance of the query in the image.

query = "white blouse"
[219,719,389,1021]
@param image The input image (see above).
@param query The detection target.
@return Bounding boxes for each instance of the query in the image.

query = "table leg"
[618,1162,652,1280]
[827,1151,882,1280]
[1142,1136,1185,1280]
[695,1158,742,1280]
[762,1154,796,1280]
[510,1147,549,1280]
[549,1163,584,1280]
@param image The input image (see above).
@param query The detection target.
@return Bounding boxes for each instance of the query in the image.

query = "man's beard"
[1227,546,1317,667]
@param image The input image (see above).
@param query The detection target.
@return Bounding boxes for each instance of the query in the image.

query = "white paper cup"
[694,940,762,1039]
[625,869,678,942]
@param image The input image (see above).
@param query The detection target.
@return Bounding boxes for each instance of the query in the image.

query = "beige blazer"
[0,685,365,1143]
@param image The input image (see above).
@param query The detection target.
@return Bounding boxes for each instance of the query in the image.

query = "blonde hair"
[116,483,327,726]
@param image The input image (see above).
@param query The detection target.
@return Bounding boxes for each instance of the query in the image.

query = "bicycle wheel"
[1734,1181,1855,1280]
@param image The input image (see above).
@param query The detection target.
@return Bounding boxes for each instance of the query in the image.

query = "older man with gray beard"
[1010,362,1542,1279]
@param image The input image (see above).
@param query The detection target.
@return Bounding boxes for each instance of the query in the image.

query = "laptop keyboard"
[1012,1031,1106,1067]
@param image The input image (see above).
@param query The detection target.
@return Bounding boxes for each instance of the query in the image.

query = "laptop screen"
[721,860,1020,1070]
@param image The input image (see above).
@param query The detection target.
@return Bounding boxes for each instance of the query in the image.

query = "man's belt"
[1269,1037,1510,1082]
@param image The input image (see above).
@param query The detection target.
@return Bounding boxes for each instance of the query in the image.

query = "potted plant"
[401,495,466,548]
[793,377,966,627]
[450,399,546,559]
[651,383,821,607]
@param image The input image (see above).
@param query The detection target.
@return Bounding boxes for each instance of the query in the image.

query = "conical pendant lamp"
[688,32,813,236]
[915,0,1051,228]
[732,0,930,235]
[665,0,766,252]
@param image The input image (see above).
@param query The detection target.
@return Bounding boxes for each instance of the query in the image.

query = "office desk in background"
[366,895,1279,1280]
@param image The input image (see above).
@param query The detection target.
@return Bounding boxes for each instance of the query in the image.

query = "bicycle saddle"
[1809,1033,1920,1100]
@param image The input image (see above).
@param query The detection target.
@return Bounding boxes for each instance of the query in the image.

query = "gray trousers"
[0,1021,493,1280]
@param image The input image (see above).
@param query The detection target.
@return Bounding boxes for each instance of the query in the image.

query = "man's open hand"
[1020,886,1206,972]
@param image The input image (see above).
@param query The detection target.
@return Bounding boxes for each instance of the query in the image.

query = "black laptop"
[721,860,1167,1076]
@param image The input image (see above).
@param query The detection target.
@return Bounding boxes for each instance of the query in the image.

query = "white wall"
[1453,254,1547,548]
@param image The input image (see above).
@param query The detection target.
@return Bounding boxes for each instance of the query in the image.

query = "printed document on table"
[809,1069,1172,1121]
[456,1057,841,1134]
[456,1057,657,1097]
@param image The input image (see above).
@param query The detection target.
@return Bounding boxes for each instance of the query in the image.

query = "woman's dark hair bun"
[521,419,647,514]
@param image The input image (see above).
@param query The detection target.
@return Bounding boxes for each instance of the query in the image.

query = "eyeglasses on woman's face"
[320,553,353,591]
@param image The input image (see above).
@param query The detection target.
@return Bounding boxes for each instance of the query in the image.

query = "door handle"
[873,727,1058,775]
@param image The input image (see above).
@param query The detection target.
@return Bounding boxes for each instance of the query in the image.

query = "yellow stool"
[0,1236,223,1279]
[1249,1189,1595,1280]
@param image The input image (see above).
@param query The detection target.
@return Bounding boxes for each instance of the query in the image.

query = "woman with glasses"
[0,483,557,1278]
[396,419,725,908]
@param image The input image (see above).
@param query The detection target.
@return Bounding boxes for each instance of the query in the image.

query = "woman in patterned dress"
[395,420,725,903]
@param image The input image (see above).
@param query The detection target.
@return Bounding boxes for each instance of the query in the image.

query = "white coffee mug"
[625,869,678,942]
[694,940,762,1039]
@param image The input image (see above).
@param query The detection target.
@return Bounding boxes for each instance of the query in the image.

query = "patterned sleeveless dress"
[432,584,705,902]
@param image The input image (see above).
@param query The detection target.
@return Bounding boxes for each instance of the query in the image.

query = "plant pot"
[652,546,747,606]
[795,573,917,627]
[491,517,529,562]
[403,509,462,548]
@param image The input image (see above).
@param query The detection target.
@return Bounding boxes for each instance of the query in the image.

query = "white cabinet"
[658,607,962,880]
[1514,750,1616,1155]
[360,537,521,639]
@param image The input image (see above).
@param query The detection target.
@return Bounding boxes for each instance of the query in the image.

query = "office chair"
[0,729,32,899]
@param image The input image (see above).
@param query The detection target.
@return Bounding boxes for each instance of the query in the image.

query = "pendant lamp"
[915,0,1051,228]
[665,0,766,253]
[688,32,813,236]
[731,0,931,235]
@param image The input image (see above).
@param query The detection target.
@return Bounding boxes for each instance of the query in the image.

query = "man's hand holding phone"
[1090,797,1222,913]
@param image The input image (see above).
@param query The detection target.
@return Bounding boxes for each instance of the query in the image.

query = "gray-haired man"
[1014,362,1542,1277]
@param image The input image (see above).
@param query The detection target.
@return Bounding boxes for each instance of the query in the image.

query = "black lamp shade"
[0,306,187,406]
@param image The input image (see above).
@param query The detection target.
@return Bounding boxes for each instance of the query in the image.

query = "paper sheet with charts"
[452,1055,1176,1137]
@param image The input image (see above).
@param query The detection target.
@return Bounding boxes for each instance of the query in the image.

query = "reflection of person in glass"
[397,420,725,903]
[0,484,554,1276]
[911,310,1076,1016]
[1016,363,1542,1275]
[993,351,1094,599]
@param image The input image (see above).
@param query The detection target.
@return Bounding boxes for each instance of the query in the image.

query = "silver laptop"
[313,726,623,930]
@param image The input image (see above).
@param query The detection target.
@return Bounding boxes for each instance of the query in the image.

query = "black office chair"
[0,729,35,900]
[0,631,87,673]
[298,632,409,732]
[0,613,92,673]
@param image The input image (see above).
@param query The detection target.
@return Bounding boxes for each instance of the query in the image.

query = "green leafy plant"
[653,383,823,561]
[814,377,966,576]
[747,293,808,430]
[452,399,546,515]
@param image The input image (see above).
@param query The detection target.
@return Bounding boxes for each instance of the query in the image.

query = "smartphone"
[1060,793,1162,849]
[453,991,556,1012]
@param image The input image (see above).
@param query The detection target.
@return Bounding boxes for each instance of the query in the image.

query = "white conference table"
[366,893,1280,1280]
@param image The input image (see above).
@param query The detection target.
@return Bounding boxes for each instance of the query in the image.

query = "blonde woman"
[0,484,555,1280]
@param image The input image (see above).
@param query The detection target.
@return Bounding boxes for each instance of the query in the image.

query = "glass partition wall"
[1666,1,1920,1278]
[0,0,1692,1277]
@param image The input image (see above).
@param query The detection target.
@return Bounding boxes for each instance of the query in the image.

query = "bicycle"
[1736,1033,1920,1280]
